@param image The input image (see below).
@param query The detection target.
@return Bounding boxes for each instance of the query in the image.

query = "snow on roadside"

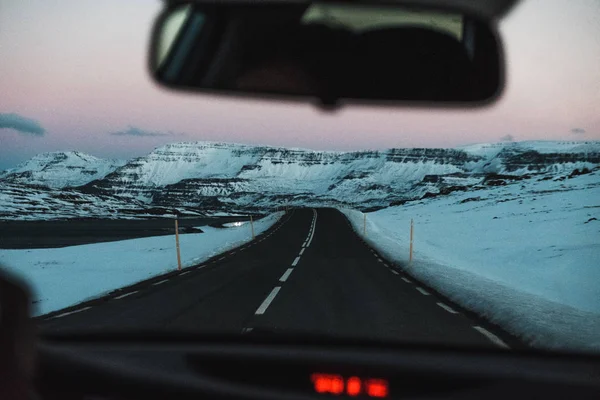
[0,212,283,317]
[341,171,600,352]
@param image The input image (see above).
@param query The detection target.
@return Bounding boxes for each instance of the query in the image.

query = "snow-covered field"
[0,212,283,316]
[342,170,600,352]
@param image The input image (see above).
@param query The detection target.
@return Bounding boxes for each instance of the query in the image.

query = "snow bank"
[341,171,600,352]
[0,212,283,316]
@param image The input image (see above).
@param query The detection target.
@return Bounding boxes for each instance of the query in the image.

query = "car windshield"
[0,0,599,354]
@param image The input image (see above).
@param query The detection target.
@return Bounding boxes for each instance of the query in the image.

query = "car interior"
[1,0,599,399]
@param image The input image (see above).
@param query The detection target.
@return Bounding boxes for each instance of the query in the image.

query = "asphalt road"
[0,216,253,249]
[40,208,522,349]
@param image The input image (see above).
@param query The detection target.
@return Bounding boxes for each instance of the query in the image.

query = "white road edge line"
[180,271,192,276]
[436,302,458,314]
[416,287,430,295]
[401,277,412,283]
[279,268,294,282]
[114,291,139,300]
[153,279,169,286]
[255,286,281,315]
[292,256,301,267]
[473,326,510,349]
[47,306,92,320]
[391,270,399,275]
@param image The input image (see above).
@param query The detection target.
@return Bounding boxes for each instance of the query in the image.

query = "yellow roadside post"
[409,218,414,264]
[175,217,182,271]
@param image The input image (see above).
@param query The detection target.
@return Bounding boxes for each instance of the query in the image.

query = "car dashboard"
[36,335,600,400]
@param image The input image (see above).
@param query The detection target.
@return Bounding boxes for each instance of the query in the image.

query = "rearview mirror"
[149,1,505,108]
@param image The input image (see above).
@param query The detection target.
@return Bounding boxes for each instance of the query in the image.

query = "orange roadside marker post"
[175,217,182,271]
[409,218,414,264]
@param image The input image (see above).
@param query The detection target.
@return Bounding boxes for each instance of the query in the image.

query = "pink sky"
[1,0,599,168]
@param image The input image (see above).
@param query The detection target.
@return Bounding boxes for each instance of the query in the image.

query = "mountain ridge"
[1,140,599,219]
[0,151,125,189]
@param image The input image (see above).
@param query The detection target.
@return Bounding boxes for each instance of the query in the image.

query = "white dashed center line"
[416,287,430,296]
[255,286,281,315]
[292,256,301,267]
[279,268,294,282]
[180,271,191,276]
[436,302,458,314]
[473,326,510,349]
[401,277,412,283]
[391,270,399,275]
[153,279,169,286]
[47,306,92,320]
[114,290,139,300]
[299,248,305,255]
[306,209,318,247]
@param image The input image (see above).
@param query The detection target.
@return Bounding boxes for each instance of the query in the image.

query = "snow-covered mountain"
[1,140,599,219]
[80,141,600,209]
[78,142,489,210]
[0,151,125,189]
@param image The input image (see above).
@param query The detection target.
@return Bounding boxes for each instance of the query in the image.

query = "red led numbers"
[313,374,331,393]
[365,379,389,398]
[330,375,345,395]
[311,374,388,398]
[346,377,362,396]
[311,374,344,395]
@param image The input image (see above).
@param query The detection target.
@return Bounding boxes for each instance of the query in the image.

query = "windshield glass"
[0,0,599,354]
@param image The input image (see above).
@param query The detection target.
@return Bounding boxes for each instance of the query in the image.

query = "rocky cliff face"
[1,141,599,219]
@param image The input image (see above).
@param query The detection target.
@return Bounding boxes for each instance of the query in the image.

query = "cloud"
[109,126,170,137]
[571,128,586,135]
[0,113,45,136]
[499,134,514,142]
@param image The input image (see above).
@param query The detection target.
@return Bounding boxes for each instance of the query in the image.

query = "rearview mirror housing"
[149,0,509,109]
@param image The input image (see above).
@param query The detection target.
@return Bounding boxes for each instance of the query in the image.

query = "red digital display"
[330,375,345,395]
[311,374,388,398]
[346,377,362,396]
[365,379,389,398]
